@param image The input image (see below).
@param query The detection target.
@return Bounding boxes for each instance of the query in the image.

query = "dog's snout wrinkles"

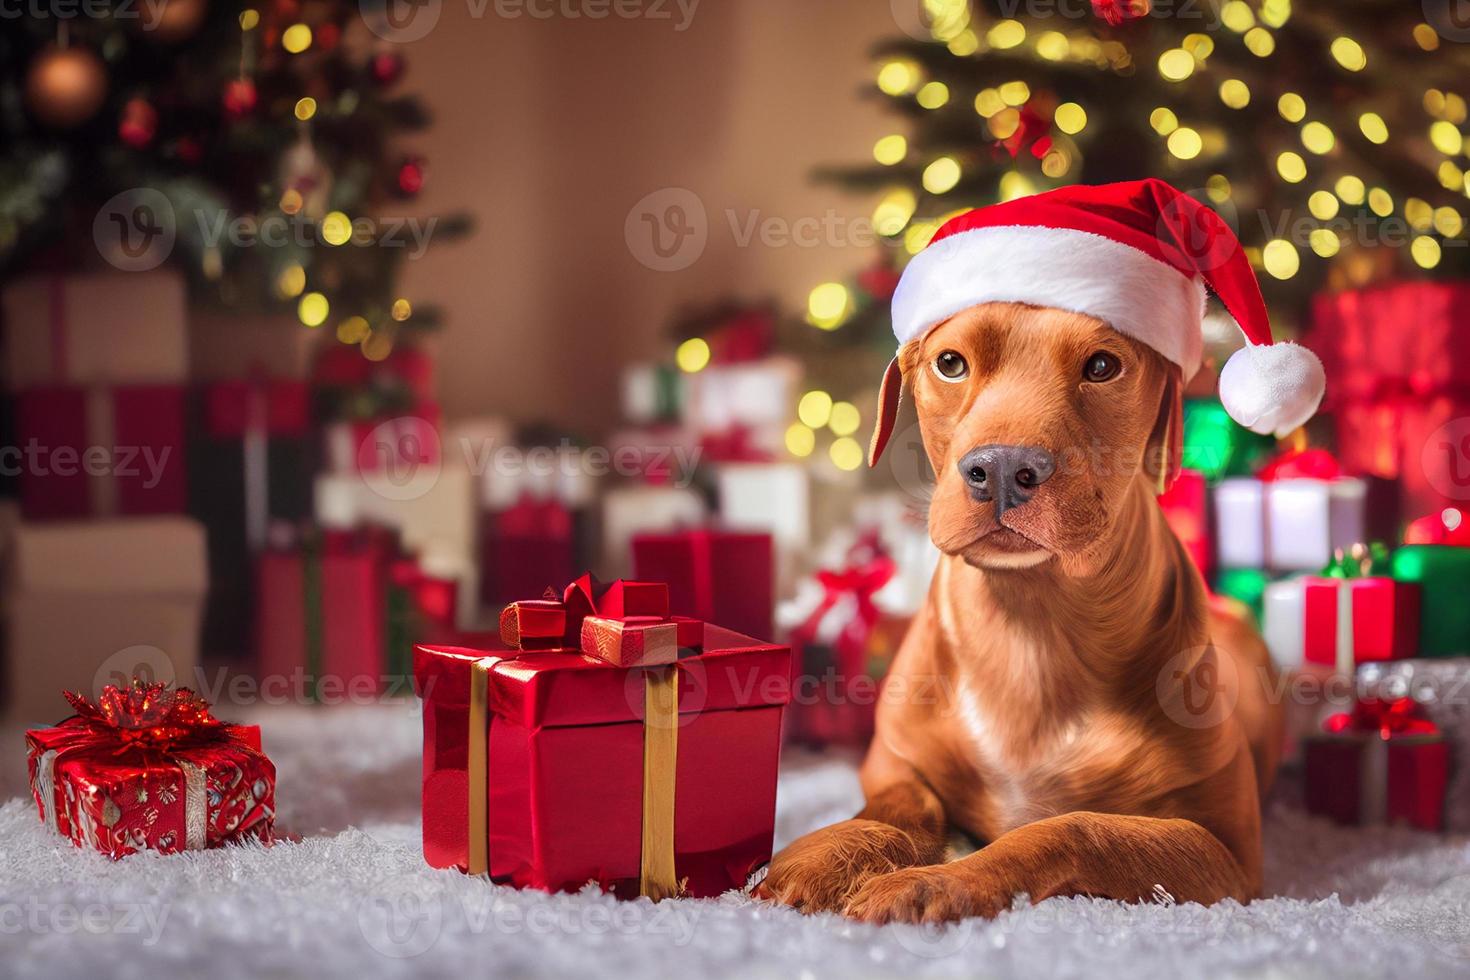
[957,444,1056,519]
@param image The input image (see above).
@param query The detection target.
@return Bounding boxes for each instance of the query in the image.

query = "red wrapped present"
[1301,547,1420,674]
[1303,697,1448,831]
[313,344,435,403]
[415,577,790,898]
[480,494,575,608]
[15,385,188,520]
[25,682,275,858]
[632,529,774,641]
[784,538,898,747]
[256,527,394,700]
[1157,468,1210,577]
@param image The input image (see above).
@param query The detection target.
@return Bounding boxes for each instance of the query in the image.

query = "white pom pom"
[1218,342,1326,437]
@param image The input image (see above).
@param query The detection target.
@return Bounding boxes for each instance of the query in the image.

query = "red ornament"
[396,156,425,197]
[370,51,406,87]
[175,135,204,164]
[118,97,159,148]
[858,262,901,303]
[222,77,257,118]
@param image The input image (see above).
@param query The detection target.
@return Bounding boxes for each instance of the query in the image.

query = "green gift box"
[1214,567,1270,622]
[1390,546,1470,658]
[1182,398,1275,481]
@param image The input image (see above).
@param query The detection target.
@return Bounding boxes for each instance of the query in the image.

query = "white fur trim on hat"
[1218,341,1326,437]
[892,225,1207,376]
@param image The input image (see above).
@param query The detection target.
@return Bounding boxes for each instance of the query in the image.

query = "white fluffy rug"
[2,703,1468,980]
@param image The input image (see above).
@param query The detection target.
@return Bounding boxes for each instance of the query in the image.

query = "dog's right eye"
[932,350,969,382]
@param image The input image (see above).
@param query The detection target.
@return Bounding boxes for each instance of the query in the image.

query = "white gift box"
[682,357,800,438]
[1262,577,1307,670]
[1213,476,1367,572]
[1266,477,1366,571]
[600,484,706,577]
[716,462,811,598]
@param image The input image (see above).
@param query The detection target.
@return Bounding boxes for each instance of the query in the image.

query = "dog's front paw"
[844,865,1017,924]
[756,819,923,914]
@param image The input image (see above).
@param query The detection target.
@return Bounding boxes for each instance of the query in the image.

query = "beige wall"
[398,0,899,433]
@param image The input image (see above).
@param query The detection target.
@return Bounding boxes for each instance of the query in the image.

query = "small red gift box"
[25,684,275,858]
[15,384,188,520]
[480,495,576,608]
[1302,577,1420,674]
[632,529,774,641]
[1303,698,1448,831]
[414,576,791,899]
[256,527,391,699]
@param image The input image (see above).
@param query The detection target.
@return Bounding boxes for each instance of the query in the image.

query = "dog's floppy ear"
[868,356,904,467]
[1146,368,1183,494]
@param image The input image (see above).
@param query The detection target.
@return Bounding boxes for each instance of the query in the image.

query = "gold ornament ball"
[140,0,209,44]
[25,45,108,129]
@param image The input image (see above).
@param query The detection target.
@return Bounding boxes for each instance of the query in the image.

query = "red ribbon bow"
[63,682,226,752]
[792,541,897,676]
[1324,697,1438,740]
[1256,447,1343,482]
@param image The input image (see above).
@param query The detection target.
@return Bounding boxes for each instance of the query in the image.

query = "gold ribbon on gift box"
[466,658,681,900]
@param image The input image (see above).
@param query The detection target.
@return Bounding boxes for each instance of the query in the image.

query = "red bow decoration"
[1257,447,1343,482]
[791,541,897,677]
[499,574,670,651]
[1323,697,1438,740]
[63,682,226,751]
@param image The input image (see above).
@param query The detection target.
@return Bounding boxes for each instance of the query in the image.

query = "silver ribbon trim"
[179,760,208,851]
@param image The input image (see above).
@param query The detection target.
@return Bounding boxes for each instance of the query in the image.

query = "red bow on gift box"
[1256,447,1343,482]
[791,538,897,677]
[62,682,227,751]
[498,573,696,665]
[1323,697,1438,740]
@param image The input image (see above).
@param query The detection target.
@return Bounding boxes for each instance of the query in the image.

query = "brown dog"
[759,300,1283,923]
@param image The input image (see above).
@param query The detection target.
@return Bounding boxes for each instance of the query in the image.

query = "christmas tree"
[0,1,469,359]
[797,0,1470,404]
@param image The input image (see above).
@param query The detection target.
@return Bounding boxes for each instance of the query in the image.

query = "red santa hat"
[869,178,1325,465]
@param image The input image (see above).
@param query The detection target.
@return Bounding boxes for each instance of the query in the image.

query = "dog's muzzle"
[957,444,1056,520]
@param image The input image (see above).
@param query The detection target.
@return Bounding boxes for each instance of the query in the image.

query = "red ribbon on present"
[699,424,773,463]
[1323,697,1438,740]
[1256,447,1343,482]
[790,540,897,677]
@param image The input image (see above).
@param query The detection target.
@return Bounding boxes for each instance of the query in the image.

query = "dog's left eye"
[932,350,969,382]
[1083,351,1122,383]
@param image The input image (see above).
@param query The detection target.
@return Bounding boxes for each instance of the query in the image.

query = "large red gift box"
[414,576,791,899]
[15,385,188,520]
[1303,698,1448,831]
[632,529,774,641]
[25,684,275,858]
[1302,576,1420,673]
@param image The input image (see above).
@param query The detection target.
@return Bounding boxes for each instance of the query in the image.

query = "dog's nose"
[957,444,1056,519]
